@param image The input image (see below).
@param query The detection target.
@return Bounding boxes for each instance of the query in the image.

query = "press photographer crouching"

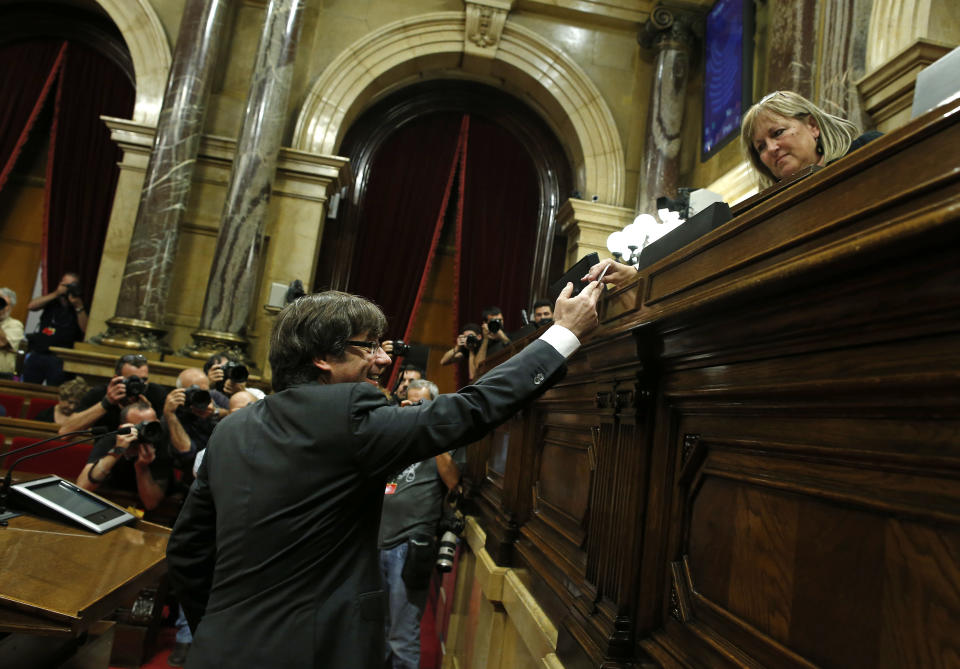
[76,400,174,512]
[59,353,169,435]
[440,322,482,382]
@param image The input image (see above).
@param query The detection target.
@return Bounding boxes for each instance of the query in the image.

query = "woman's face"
[751,112,823,180]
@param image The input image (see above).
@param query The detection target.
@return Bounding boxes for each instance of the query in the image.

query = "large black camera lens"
[487,318,502,334]
[0,296,6,310]
[183,385,211,409]
[464,334,480,352]
[65,281,82,298]
[391,340,410,357]
[222,361,249,383]
[133,420,162,444]
[123,375,146,397]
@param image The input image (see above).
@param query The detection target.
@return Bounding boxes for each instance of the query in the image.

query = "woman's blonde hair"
[740,91,859,189]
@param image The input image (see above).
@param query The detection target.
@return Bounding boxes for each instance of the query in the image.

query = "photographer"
[22,272,87,384]
[474,306,510,368]
[59,353,169,434]
[532,299,554,327]
[0,287,24,377]
[203,352,253,402]
[380,379,465,669]
[393,365,423,403]
[440,323,482,382]
[164,368,221,476]
[76,400,173,511]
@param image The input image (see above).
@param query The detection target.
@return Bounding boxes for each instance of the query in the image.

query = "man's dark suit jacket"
[166,339,565,668]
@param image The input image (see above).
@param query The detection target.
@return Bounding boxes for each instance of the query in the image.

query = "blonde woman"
[741,91,881,189]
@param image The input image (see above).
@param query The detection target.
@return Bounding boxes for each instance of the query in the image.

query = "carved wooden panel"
[469,98,960,667]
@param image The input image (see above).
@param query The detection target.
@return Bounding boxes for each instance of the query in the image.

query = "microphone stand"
[0,429,116,527]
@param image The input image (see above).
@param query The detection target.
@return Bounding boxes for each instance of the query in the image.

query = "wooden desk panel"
[466,97,960,667]
[0,473,169,637]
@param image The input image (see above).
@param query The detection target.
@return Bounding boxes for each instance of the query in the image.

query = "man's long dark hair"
[268,291,387,391]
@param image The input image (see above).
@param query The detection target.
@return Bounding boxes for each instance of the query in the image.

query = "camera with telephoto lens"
[127,420,162,446]
[122,375,146,398]
[436,512,464,573]
[65,281,82,298]
[221,361,249,383]
[177,385,211,419]
[0,296,6,310]
[487,318,503,334]
[391,340,411,357]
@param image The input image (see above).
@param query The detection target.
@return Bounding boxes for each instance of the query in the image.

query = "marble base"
[181,328,250,365]
[92,317,170,353]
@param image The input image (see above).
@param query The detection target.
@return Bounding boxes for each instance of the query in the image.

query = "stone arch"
[293,12,625,205]
[95,0,171,125]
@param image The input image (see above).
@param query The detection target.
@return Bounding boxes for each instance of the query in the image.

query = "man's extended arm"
[354,282,600,480]
[59,377,125,434]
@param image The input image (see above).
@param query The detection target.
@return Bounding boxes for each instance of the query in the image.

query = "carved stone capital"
[638,4,700,53]
[464,0,515,58]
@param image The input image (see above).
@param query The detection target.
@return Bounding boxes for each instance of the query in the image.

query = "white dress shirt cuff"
[539,324,580,359]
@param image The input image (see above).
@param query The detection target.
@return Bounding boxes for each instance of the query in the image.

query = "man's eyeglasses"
[345,340,382,356]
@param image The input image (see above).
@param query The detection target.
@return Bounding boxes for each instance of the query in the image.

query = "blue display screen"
[702,0,746,158]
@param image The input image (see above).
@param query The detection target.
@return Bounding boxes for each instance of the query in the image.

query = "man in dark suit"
[166,284,600,668]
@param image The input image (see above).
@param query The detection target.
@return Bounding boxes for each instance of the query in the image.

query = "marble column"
[97,0,231,351]
[636,6,696,216]
[764,0,816,99]
[185,0,306,361]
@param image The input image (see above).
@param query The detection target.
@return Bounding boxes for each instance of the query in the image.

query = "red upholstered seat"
[25,397,58,420]
[4,436,93,480]
[0,394,24,419]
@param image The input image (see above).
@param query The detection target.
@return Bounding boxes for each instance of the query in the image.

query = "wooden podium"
[466,95,960,667]
[0,472,169,668]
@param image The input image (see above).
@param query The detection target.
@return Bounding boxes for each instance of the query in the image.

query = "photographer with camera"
[164,368,221,474]
[380,378,465,669]
[0,287,24,377]
[59,353,169,434]
[440,323,482,382]
[77,400,174,511]
[22,272,86,384]
[474,306,510,369]
[203,352,257,402]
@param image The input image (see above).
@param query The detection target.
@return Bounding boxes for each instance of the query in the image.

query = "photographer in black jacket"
[59,353,169,434]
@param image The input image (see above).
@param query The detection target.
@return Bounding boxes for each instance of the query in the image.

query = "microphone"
[0,431,113,526]
[0,426,109,460]
[520,309,530,327]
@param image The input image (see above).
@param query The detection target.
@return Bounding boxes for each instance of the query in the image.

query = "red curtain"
[43,42,134,299]
[0,40,66,195]
[347,114,464,338]
[348,111,540,388]
[457,116,540,335]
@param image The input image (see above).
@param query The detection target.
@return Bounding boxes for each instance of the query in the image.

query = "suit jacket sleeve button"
[533,372,544,385]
